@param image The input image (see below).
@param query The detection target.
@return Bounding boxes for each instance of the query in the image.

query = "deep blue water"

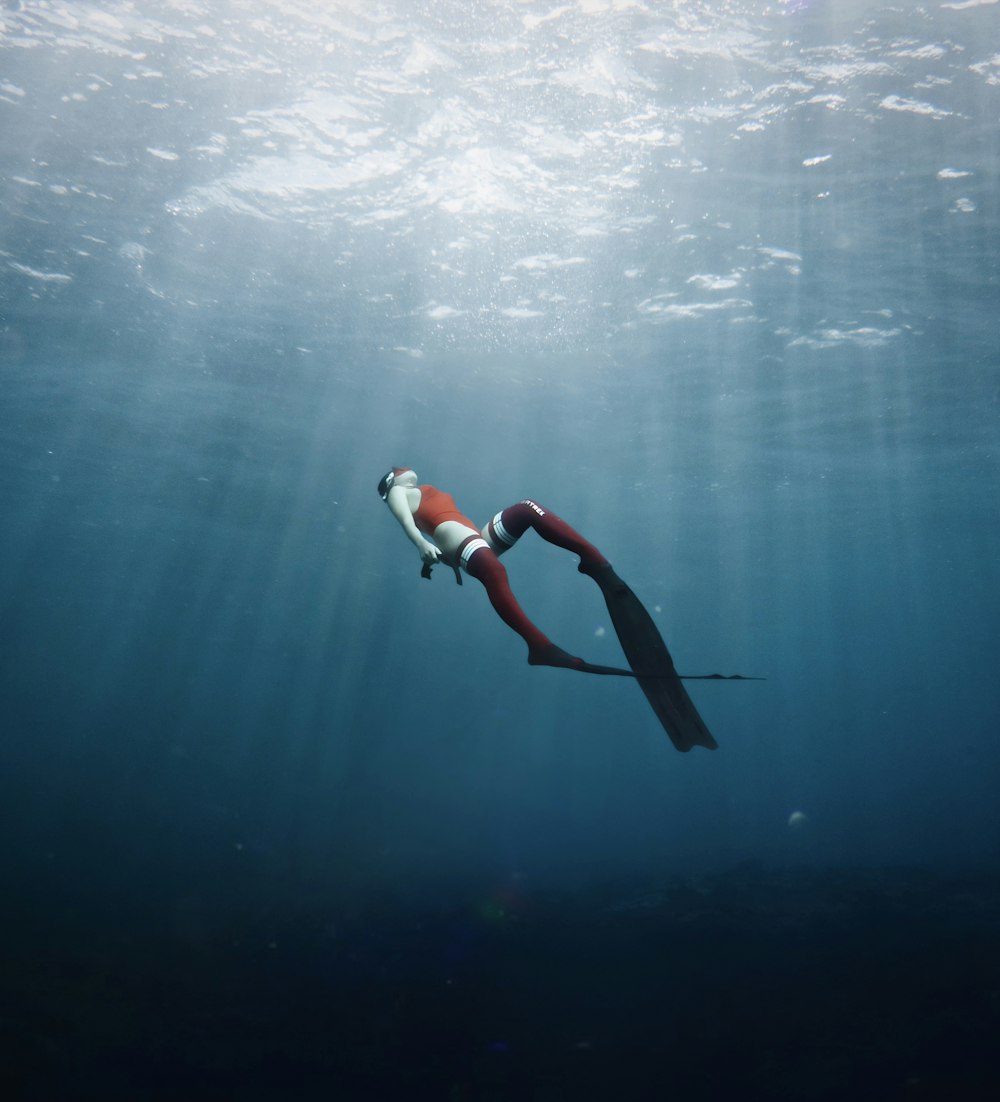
[2,1,999,1097]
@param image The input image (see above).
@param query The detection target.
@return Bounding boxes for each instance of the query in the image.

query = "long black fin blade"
[678,673,766,681]
[584,564,719,752]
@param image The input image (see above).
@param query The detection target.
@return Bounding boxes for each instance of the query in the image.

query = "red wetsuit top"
[413,485,478,537]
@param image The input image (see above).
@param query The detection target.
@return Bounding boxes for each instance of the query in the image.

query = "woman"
[377,466,609,670]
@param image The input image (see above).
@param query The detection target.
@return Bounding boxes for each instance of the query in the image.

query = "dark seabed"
[2,1,999,1099]
[5,858,1000,1100]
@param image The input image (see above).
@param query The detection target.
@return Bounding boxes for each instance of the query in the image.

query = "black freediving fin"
[527,645,765,683]
[583,563,719,753]
[677,673,766,681]
[527,643,636,677]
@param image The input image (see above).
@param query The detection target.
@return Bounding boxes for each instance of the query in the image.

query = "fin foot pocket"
[581,561,629,597]
[528,644,585,671]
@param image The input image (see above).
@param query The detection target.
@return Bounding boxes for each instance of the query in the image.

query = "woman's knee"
[486,502,538,551]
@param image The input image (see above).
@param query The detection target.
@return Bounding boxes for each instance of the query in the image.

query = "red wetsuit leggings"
[464,500,608,658]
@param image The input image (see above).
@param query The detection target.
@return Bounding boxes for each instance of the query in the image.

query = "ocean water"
[2,1,999,1098]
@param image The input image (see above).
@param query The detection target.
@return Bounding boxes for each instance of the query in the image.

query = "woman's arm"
[386,485,441,564]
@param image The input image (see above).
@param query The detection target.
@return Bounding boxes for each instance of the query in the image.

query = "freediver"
[377,465,724,751]
[378,465,606,671]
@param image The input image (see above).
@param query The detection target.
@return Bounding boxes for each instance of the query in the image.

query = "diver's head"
[377,466,417,500]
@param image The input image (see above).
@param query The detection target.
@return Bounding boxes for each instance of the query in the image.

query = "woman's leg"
[484,500,608,573]
[464,546,583,668]
[464,546,548,653]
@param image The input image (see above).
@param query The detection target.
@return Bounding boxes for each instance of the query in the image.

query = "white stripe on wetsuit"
[459,537,490,570]
[489,511,518,549]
